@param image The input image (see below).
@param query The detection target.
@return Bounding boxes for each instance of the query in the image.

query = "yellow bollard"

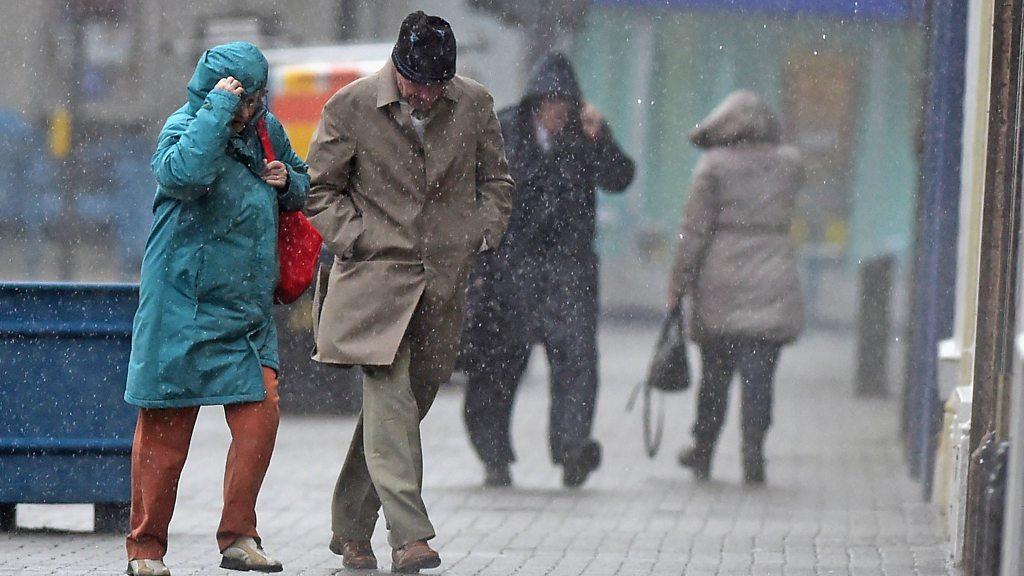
[49,107,71,160]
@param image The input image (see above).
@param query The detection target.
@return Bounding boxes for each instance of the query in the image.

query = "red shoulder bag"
[256,118,323,304]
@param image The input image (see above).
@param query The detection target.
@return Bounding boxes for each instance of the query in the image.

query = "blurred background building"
[0,0,531,281]
[574,1,924,324]
[0,1,925,328]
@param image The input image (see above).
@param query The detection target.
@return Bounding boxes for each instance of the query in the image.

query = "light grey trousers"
[331,336,443,549]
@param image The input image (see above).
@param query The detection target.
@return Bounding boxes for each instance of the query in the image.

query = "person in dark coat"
[462,52,635,488]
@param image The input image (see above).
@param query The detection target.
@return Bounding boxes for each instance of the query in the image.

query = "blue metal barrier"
[0,283,138,532]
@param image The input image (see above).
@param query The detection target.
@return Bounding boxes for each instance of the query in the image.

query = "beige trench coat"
[669,90,806,344]
[304,61,513,368]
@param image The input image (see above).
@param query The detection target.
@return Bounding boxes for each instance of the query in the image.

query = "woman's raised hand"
[214,76,245,97]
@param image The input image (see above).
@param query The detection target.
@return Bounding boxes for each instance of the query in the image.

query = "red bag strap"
[256,117,276,163]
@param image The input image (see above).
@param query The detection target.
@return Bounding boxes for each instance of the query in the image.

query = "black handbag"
[647,303,691,392]
[627,303,692,457]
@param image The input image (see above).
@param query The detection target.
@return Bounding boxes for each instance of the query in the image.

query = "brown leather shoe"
[340,540,377,570]
[391,540,440,574]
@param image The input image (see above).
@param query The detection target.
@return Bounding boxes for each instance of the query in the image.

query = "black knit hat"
[392,11,457,85]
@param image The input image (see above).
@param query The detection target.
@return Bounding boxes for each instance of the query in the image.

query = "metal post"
[54,5,83,281]
[857,256,894,397]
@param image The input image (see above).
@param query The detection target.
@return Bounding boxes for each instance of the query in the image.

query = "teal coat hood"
[125,42,310,409]
[187,42,268,113]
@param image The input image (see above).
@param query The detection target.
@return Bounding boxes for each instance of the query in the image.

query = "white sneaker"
[126,559,171,576]
[220,537,283,573]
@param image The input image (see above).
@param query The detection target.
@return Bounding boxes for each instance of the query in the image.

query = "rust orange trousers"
[125,367,280,560]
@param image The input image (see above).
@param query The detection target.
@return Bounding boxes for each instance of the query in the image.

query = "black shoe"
[743,448,766,485]
[677,445,712,480]
[562,440,602,488]
[484,464,512,487]
[744,464,765,485]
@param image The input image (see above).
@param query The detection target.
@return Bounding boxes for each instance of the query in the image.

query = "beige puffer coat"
[669,90,806,344]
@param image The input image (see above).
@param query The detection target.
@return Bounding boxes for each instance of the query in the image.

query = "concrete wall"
[0,2,61,125]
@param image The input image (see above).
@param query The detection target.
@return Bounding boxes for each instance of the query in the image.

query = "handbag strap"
[626,302,684,458]
[257,117,293,218]
[661,301,683,340]
[642,383,665,458]
[626,379,666,458]
[256,117,276,163]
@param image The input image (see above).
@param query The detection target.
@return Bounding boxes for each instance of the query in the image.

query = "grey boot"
[742,442,766,485]
[677,443,713,480]
[484,463,512,487]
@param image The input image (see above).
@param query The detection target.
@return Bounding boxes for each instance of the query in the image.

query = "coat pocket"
[321,196,365,259]
[344,218,369,260]
[195,238,252,304]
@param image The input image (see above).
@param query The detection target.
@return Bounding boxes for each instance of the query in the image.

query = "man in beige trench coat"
[303,11,513,574]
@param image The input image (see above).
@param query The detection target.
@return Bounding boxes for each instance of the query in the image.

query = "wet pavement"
[0,325,957,575]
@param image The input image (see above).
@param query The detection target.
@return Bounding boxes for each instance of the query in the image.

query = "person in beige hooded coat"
[668,90,805,484]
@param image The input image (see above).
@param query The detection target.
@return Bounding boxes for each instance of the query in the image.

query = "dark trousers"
[692,337,782,455]
[463,256,599,467]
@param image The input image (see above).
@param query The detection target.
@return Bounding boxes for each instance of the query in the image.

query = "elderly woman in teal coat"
[122,42,308,576]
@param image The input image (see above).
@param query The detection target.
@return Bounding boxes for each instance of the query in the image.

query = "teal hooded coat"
[125,42,310,408]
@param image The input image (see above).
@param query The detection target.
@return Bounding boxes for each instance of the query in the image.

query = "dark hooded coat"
[495,54,634,263]
[464,54,634,358]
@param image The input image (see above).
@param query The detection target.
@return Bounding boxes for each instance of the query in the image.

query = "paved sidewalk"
[0,325,957,575]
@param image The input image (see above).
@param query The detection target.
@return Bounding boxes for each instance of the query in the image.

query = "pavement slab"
[0,325,959,575]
